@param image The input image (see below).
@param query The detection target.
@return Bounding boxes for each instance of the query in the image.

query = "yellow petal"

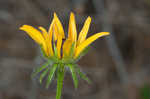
[77,16,91,45]
[74,32,110,58]
[57,35,63,58]
[63,39,72,57]
[39,26,48,40]
[20,25,48,56]
[48,18,55,41]
[54,13,65,39]
[53,22,59,41]
[20,25,44,45]
[68,12,77,42]
[39,26,54,56]
[38,27,49,56]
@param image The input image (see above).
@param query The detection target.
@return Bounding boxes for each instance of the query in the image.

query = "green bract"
[32,44,91,99]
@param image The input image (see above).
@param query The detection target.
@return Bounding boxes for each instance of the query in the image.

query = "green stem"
[56,64,65,99]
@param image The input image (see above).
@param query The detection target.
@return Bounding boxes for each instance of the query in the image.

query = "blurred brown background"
[0,0,150,99]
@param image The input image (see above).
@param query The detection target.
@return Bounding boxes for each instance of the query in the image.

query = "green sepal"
[40,43,58,61]
[31,60,51,78]
[48,56,58,63]
[62,43,75,63]
[53,42,58,58]
[68,64,78,89]
[75,65,91,84]
[75,46,90,62]
[39,44,48,58]
[56,65,65,99]
[46,63,57,88]
[69,42,75,58]
[39,67,49,84]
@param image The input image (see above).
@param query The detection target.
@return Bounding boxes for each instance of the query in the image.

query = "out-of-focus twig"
[93,0,129,85]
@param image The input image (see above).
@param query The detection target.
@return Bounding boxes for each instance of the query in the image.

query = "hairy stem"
[56,64,65,99]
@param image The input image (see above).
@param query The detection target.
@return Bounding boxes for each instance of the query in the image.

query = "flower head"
[20,12,109,99]
[20,12,109,61]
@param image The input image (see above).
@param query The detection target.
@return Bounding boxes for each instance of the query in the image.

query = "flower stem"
[56,64,65,99]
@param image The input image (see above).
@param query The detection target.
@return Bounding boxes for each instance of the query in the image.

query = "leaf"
[31,60,51,78]
[39,67,49,84]
[46,64,57,88]
[140,84,150,99]
[56,65,65,99]
[68,64,78,89]
[75,65,91,84]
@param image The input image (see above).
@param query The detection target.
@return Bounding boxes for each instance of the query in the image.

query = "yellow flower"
[20,12,110,99]
[20,12,109,60]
